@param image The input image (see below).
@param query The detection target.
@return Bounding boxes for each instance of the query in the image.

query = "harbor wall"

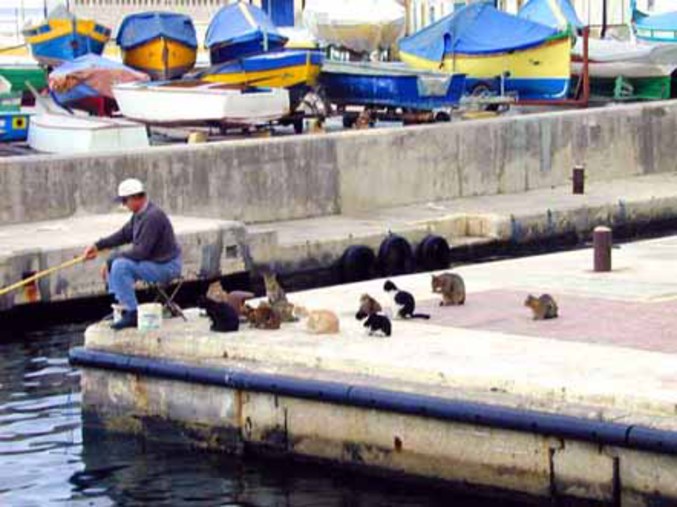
[2,100,677,226]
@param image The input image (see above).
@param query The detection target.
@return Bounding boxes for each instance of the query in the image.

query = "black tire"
[337,245,376,283]
[342,113,357,129]
[434,111,451,122]
[293,118,304,134]
[377,235,414,276]
[415,235,451,271]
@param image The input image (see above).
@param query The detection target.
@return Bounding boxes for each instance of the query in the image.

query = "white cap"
[117,178,145,200]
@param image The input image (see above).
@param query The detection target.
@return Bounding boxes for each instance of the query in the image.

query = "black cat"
[356,310,392,337]
[197,296,240,333]
[383,280,430,319]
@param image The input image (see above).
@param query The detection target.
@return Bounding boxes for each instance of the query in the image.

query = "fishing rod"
[0,254,87,297]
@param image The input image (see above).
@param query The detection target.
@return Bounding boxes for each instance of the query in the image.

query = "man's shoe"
[111,310,138,331]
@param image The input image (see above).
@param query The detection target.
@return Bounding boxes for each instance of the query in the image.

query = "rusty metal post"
[573,165,585,194]
[593,226,612,272]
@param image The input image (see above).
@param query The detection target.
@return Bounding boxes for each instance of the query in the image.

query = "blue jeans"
[108,256,182,311]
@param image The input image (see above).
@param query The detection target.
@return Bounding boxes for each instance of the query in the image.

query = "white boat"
[28,113,150,154]
[302,0,405,54]
[113,80,291,125]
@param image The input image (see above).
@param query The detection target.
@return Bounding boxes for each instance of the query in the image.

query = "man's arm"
[120,213,163,261]
[83,220,133,261]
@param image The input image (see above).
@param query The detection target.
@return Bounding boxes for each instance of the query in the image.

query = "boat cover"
[49,54,149,99]
[302,0,404,53]
[116,12,197,50]
[634,10,677,31]
[518,0,583,30]
[205,2,287,50]
[399,3,562,61]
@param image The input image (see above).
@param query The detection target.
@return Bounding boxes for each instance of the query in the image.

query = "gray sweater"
[95,202,181,263]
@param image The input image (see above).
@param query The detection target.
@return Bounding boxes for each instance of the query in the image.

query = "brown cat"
[353,110,372,130]
[243,302,282,330]
[308,310,340,334]
[358,293,382,316]
[432,273,466,306]
[263,271,297,322]
[524,294,558,320]
[205,281,254,315]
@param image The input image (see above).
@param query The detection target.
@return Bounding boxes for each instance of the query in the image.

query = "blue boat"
[22,6,111,67]
[633,7,677,44]
[205,2,288,64]
[0,93,29,142]
[319,61,466,111]
[518,0,583,30]
[48,54,149,114]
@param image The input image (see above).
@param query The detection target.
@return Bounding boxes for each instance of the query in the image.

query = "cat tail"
[411,313,431,320]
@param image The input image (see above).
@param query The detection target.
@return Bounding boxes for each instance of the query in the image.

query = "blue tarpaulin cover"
[205,2,287,49]
[116,12,197,50]
[635,10,677,31]
[399,3,560,60]
[518,0,583,30]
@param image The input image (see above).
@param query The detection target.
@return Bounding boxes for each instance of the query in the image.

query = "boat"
[398,3,572,100]
[22,6,111,67]
[519,0,677,100]
[320,61,466,111]
[634,8,677,45]
[113,80,290,126]
[205,2,288,65]
[116,12,198,81]
[0,87,30,142]
[48,54,149,113]
[302,0,405,54]
[196,49,323,106]
[27,97,148,154]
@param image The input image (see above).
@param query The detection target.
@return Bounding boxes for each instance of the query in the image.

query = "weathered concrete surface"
[249,172,677,271]
[0,213,248,309]
[81,235,677,505]
[2,100,677,225]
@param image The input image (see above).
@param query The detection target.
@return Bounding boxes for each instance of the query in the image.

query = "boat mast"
[601,0,608,38]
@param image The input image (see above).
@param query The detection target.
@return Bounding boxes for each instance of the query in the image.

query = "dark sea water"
[0,325,532,507]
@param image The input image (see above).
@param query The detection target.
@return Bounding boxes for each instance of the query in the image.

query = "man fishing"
[83,178,182,330]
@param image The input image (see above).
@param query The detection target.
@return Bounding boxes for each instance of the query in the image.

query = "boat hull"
[400,36,572,100]
[23,19,111,66]
[201,50,323,89]
[208,34,288,65]
[0,65,47,93]
[122,37,197,81]
[28,113,148,154]
[113,81,290,125]
[0,112,30,142]
[320,61,466,110]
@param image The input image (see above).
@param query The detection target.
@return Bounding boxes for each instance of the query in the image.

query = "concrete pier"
[74,236,677,506]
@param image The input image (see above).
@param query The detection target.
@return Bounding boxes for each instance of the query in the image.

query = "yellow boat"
[116,12,198,80]
[200,50,323,90]
[399,3,572,100]
[22,7,110,67]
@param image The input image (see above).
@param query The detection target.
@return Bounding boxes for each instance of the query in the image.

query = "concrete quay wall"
[2,100,677,226]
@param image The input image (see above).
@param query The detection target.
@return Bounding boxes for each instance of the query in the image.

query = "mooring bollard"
[573,165,585,194]
[593,226,612,272]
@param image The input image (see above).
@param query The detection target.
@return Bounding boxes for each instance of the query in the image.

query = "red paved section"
[417,290,677,353]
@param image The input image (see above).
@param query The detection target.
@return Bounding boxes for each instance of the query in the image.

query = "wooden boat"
[302,0,405,54]
[197,49,323,104]
[22,6,111,67]
[113,80,290,125]
[518,0,677,100]
[320,61,466,110]
[116,12,198,81]
[205,2,287,64]
[0,64,47,94]
[399,3,572,100]
[634,8,677,45]
[0,89,30,142]
[48,54,149,113]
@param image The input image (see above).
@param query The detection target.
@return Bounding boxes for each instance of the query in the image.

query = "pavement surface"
[86,234,677,429]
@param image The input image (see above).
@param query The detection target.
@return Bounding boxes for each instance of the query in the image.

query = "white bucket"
[111,304,124,324]
[137,303,163,332]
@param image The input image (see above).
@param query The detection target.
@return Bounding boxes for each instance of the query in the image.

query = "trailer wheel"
[434,111,451,122]
[342,113,357,129]
[293,118,304,134]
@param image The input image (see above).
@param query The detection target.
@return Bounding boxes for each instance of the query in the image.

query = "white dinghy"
[113,80,291,126]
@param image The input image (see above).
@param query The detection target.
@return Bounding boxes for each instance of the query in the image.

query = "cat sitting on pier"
[356,309,391,337]
[294,306,340,335]
[524,294,559,320]
[383,280,430,320]
[263,271,297,322]
[205,281,254,317]
[432,273,466,306]
[197,296,239,333]
[243,302,282,330]
[357,293,382,317]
